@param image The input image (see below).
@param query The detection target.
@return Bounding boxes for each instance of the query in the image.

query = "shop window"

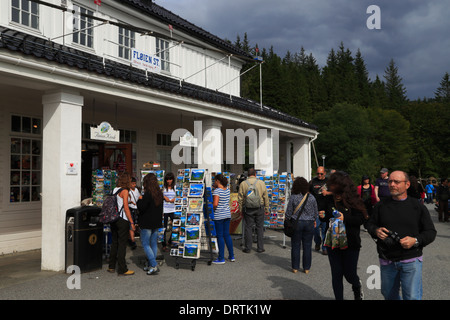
[156,38,170,72]
[120,129,137,144]
[118,27,135,60]
[10,115,41,203]
[157,133,171,147]
[72,5,94,48]
[157,149,172,172]
[11,115,41,135]
[10,137,41,203]
[11,0,39,29]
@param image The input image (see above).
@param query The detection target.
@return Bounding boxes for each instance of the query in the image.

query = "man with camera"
[366,171,436,300]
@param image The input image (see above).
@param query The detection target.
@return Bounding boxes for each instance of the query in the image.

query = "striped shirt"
[163,188,176,213]
[213,187,231,220]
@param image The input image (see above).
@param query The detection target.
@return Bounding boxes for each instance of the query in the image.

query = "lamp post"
[322,155,326,167]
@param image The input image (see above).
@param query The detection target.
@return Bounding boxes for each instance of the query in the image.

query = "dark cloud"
[158,0,450,99]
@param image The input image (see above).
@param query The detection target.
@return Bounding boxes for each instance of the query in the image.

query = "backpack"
[245,180,261,209]
[99,188,124,224]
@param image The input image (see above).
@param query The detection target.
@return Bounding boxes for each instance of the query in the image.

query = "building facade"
[0,0,318,271]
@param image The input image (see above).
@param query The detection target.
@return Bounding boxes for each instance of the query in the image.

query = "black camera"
[383,230,401,247]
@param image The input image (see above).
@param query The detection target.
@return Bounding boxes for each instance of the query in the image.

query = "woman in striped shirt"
[212,174,235,264]
[162,172,176,252]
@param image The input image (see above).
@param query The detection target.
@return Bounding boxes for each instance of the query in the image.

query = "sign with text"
[131,48,161,74]
[90,122,120,142]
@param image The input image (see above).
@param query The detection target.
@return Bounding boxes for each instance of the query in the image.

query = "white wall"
[0,0,243,96]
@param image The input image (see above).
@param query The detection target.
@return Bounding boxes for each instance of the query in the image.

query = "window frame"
[156,38,170,72]
[11,0,40,30]
[72,4,94,48]
[9,114,42,204]
[118,27,135,60]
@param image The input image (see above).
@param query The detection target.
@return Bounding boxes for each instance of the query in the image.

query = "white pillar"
[255,129,279,176]
[197,119,222,186]
[41,90,83,271]
[292,137,311,180]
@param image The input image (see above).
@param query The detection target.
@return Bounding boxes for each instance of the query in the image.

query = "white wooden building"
[0,0,318,271]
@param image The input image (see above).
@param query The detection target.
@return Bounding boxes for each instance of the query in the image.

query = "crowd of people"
[105,167,447,300]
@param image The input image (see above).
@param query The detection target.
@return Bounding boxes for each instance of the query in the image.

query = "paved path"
[0,203,448,301]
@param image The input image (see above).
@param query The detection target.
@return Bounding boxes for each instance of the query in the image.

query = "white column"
[197,119,222,186]
[41,90,83,272]
[292,137,311,180]
[254,129,279,176]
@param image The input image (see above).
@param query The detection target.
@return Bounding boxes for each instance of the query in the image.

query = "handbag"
[284,193,309,237]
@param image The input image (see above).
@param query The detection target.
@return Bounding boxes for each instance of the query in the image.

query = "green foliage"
[236,35,450,178]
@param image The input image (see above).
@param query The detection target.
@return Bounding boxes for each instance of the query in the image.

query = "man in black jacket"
[366,171,436,300]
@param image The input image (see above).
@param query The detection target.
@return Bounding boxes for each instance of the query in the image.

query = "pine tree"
[383,59,408,109]
[435,72,450,103]
[354,49,371,107]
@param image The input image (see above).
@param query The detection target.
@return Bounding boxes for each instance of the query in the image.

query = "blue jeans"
[140,228,159,268]
[291,220,314,270]
[214,218,234,260]
[380,258,423,300]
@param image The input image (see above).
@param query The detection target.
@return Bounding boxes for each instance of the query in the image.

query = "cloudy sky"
[157,0,450,100]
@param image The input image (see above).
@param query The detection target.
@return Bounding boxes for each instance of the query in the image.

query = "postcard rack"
[170,169,214,271]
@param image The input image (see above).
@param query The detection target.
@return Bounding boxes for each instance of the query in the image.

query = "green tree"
[383,59,408,109]
[313,103,377,173]
[368,107,412,171]
[435,72,450,103]
[354,49,371,107]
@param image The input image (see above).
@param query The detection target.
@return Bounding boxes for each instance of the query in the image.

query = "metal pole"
[260,62,263,110]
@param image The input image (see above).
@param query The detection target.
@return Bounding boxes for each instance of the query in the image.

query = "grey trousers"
[243,207,265,251]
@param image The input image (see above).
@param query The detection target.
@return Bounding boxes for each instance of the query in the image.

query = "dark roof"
[117,0,252,59]
[0,27,317,131]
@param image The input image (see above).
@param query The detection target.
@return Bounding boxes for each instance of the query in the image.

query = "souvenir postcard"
[170,248,179,256]
[173,219,181,227]
[190,169,205,182]
[183,243,200,259]
[186,213,201,226]
[184,169,190,181]
[180,227,185,237]
[175,197,182,205]
[180,216,186,227]
[186,226,200,242]
[182,197,188,206]
[174,211,182,220]
[175,205,182,212]
[188,198,204,211]
[155,170,165,179]
[171,232,179,243]
[178,246,184,256]
[210,237,218,253]
[188,183,204,197]
[157,228,165,243]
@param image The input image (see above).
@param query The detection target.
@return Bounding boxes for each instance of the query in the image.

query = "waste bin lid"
[66,205,102,218]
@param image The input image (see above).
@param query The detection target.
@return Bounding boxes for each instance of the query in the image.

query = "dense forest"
[233,34,450,183]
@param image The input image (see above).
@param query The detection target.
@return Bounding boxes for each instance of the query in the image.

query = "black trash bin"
[65,206,103,273]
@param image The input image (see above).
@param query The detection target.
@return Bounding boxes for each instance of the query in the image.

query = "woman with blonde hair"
[108,172,136,276]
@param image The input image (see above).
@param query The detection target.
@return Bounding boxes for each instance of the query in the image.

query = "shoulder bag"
[284,193,309,237]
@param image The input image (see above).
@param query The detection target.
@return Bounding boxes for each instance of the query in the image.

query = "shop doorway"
[81,142,132,199]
